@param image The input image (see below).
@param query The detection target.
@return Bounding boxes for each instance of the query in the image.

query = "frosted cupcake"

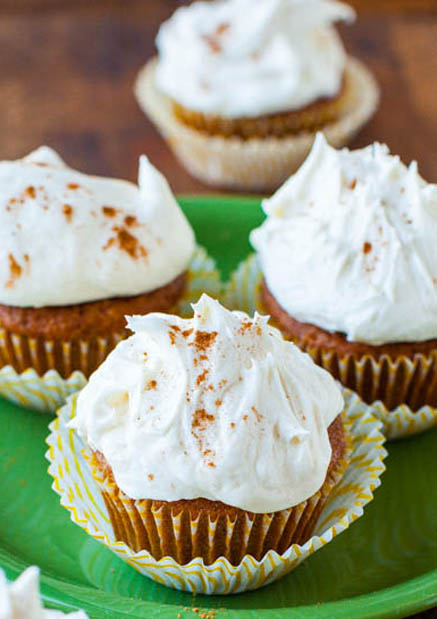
[70,295,348,566]
[251,133,437,411]
[135,0,379,191]
[0,146,194,379]
[0,566,87,617]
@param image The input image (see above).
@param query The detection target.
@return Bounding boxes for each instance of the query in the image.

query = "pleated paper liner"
[134,57,379,193]
[88,429,349,567]
[46,389,386,595]
[225,255,437,440]
[0,247,222,414]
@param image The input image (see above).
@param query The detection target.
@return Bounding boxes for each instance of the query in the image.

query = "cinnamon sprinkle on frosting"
[5,253,22,288]
[102,206,117,217]
[62,204,73,222]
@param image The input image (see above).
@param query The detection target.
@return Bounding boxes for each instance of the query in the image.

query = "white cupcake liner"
[135,57,380,192]
[226,255,437,440]
[0,247,222,414]
[46,389,386,595]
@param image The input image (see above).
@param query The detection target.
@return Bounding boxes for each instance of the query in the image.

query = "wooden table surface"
[1,0,436,194]
[1,1,436,616]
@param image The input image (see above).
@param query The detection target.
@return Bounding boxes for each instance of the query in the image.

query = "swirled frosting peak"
[0,147,194,307]
[71,294,343,513]
[154,0,355,118]
[251,133,437,345]
[0,567,88,618]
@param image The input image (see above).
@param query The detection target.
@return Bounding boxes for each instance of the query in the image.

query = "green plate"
[0,196,436,618]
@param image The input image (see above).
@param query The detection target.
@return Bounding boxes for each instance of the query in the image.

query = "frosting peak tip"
[23,145,67,168]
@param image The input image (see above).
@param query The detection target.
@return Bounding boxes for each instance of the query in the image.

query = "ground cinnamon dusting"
[216,23,230,36]
[148,474,154,481]
[196,369,209,386]
[251,406,262,422]
[192,409,215,430]
[5,254,22,288]
[102,206,117,217]
[62,204,73,221]
[110,227,147,259]
[25,186,36,199]
[146,379,157,390]
[192,330,218,353]
[238,319,252,335]
[67,183,79,190]
[192,408,216,464]
[202,22,230,53]
[349,178,357,190]
[362,241,372,254]
[168,324,181,345]
[124,215,137,227]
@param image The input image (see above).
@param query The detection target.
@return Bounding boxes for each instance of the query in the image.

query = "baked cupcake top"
[154,0,355,118]
[0,566,88,618]
[71,294,343,513]
[0,147,194,308]
[251,133,437,345]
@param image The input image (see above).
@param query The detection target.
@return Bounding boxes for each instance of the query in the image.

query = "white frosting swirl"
[154,0,355,118]
[71,295,343,513]
[0,567,88,618]
[251,133,437,345]
[0,147,195,308]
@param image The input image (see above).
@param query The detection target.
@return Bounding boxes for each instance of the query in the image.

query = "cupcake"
[0,566,88,617]
[0,146,195,380]
[250,133,437,413]
[135,0,379,191]
[69,294,348,568]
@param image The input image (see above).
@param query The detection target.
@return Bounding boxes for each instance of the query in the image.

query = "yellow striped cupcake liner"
[0,246,222,414]
[225,255,437,440]
[46,389,386,595]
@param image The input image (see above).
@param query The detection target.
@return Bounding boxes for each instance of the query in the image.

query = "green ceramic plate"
[0,196,436,618]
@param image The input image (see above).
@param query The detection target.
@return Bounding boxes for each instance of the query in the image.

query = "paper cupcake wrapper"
[88,438,349,567]
[135,57,380,193]
[46,389,386,595]
[225,256,437,440]
[0,247,222,413]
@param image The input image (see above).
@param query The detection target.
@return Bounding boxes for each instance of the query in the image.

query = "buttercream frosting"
[251,133,437,345]
[0,567,88,618]
[154,0,355,118]
[71,294,343,513]
[0,147,195,308]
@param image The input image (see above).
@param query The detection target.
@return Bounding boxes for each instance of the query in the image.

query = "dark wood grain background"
[1,2,436,614]
[0,0,436,195]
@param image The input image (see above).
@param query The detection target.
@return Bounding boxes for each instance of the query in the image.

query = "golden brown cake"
[171,76,351,139]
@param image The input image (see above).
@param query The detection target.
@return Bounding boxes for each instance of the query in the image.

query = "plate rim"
[1,194,436,618]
